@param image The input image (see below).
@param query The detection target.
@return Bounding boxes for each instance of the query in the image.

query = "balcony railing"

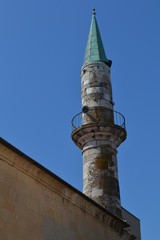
[71,108,126,130]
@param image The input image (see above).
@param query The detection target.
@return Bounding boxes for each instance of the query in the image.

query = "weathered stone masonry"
[72,12,126,218]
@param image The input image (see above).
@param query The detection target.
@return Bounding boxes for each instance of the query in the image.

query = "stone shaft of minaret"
[81,62,122,218]
[71,11,126,218]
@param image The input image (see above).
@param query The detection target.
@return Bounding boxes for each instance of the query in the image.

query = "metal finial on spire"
[92,8,96,16]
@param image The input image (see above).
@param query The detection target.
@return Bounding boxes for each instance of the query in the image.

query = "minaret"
[71,9,126,218]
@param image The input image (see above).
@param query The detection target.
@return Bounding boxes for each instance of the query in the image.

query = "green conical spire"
[83,9,112,67]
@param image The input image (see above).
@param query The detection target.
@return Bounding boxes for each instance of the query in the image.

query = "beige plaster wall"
[122,208,141,240]
[0,142,128,240]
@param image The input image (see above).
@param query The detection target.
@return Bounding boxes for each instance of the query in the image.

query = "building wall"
[0,140,132,240]
[122,208,141,240]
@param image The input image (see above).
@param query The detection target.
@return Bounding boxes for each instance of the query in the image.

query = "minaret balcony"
[71,108,126,149]
[71,108,126,130]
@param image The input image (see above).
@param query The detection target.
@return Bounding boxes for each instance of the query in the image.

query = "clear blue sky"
[0,0,159,239]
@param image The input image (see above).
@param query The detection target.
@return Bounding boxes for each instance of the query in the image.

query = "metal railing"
[71,108,126,130]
